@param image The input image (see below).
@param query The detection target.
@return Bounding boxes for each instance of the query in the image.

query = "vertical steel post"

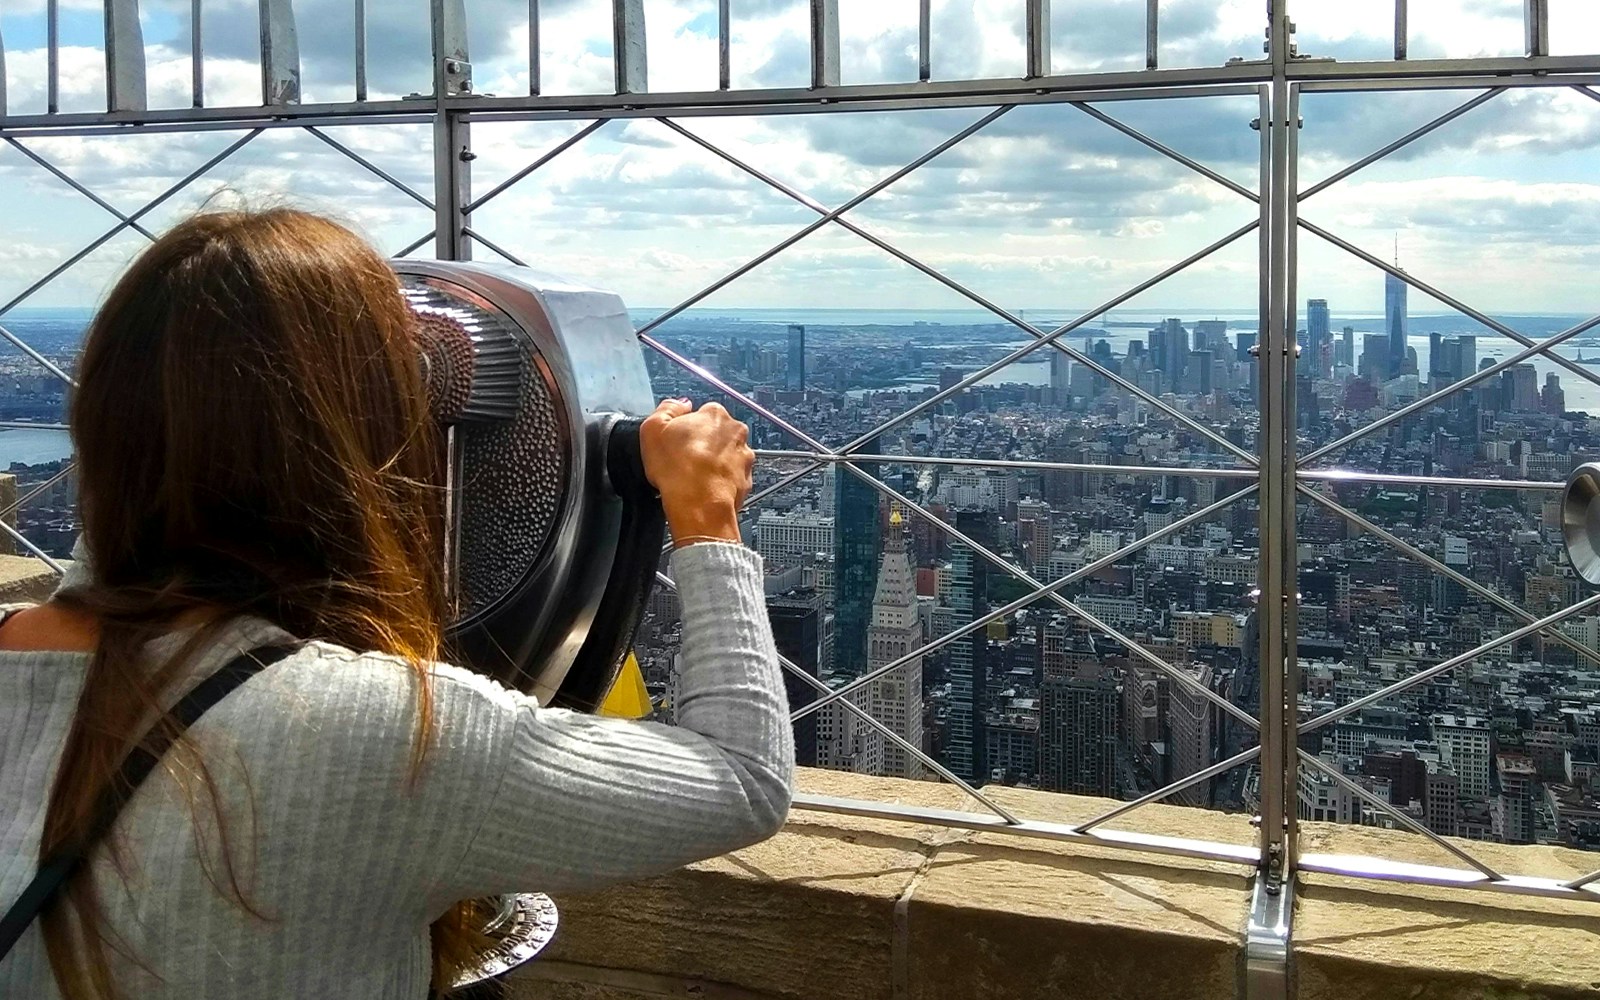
[613,0,648,95]
[105,0,149,113]
[1146,0,1159,70]
[719,0,732,90]
[47,0,60,114]
[1394,0,1408,60]
[1026,0,1051,79]
[810,0,840,89]
[1525,0,1550,58]
[260,0,303,105]
[192,0,204,106]
[432,0,472,261]
[918,0,931,82]
[529,0,542,95]
[0,21,8,116]
[1246,10,1298,993]
[355,0,369,101]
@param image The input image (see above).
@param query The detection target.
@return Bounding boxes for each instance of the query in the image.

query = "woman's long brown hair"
[41,207,484,998]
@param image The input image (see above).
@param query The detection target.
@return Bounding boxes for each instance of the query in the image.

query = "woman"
[0,208,793,999]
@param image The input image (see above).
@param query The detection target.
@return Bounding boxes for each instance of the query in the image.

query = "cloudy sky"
[1,0,1598,320]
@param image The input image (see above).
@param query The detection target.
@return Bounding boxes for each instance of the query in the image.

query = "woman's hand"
[640,398,754,546]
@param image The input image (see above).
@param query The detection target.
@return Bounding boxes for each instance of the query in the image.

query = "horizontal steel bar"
[1298,853,1600,903]
[1304,591,1600,733]
[1300,484,1600,663]
[1296,73,1600,95]
[0,422,70,431]
[755,450,1258,480]
[1297,469,1561,491]
[0,114,435,140]
[792,793,1260,867]
[1076,744,1261,833]
[1301,308,1600,465]
[1286,54,1600,82]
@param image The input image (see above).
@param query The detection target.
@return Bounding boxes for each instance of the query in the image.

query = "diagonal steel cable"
[1565,869,1600,890]
[0,463,75,521]
[305,126,435,211]
[791,484,1259,724]
[463,120,609,213]
[1304,591,1600,734]
[658,117,1261,468]
[1069,101,1260,203]
[1298,88,1506,201]
[638,310,1258,730]
[840,460,1261,729]
[393,231,437,257]
[1297,749,1504,880]
[634,107,1014,339]
[1299,484,1600,663]
[652,569,1021,824]
[0,519,64,574]
[0,130,265,390]
[4,138,159,239]
[462,227,529,266]
[1075,744,1262,833]
[1572,85,1600,108]
[1300,218,1600,395]
[1302,310,1600,465]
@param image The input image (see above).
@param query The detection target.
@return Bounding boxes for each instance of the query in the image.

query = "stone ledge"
[0,554,61,604]
[508,769,1600,1000]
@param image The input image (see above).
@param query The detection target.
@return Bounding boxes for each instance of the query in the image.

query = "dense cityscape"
[4,277,1599,852]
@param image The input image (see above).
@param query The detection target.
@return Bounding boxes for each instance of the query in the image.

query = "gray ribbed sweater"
[0,541,793,999]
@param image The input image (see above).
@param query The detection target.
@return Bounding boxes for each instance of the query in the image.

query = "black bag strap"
[0,642,301,962]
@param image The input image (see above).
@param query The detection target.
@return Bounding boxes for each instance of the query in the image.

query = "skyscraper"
[1306,299,1330,377]
[867,510,925,778]
[1049,349,1071,407]
[1386,271,1409,378]
[1160,318,1189,390]
[1039,663,1121,796]
[941,509,991,783]
[768,590,823,767]
[833,438,882,677]
[1194,319,1228,353]
[786,324,805,391]
[1338,325,1355,368]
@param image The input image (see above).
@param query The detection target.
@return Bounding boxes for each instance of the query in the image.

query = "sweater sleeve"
[432,541,794,907]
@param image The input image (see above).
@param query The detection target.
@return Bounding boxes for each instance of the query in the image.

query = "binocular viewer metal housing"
[393,261,664,714]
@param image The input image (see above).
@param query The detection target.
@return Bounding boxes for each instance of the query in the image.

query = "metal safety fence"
[2,2,1599,996]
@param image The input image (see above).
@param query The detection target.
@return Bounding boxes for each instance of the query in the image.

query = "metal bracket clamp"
[1243,872,1293,999]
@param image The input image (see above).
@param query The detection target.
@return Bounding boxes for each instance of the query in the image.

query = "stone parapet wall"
[507,769,1598,1000]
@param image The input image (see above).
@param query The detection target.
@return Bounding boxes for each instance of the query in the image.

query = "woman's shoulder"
[263,639,530,723]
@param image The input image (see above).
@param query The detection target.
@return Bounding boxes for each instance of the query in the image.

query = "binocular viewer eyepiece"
[394,261,663,713]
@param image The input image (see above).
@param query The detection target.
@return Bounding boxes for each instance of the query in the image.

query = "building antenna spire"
[1394,232,1399,266]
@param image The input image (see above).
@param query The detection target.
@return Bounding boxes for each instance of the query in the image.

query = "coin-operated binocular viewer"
[1563,464,1600,587]
[393,262,667,986]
